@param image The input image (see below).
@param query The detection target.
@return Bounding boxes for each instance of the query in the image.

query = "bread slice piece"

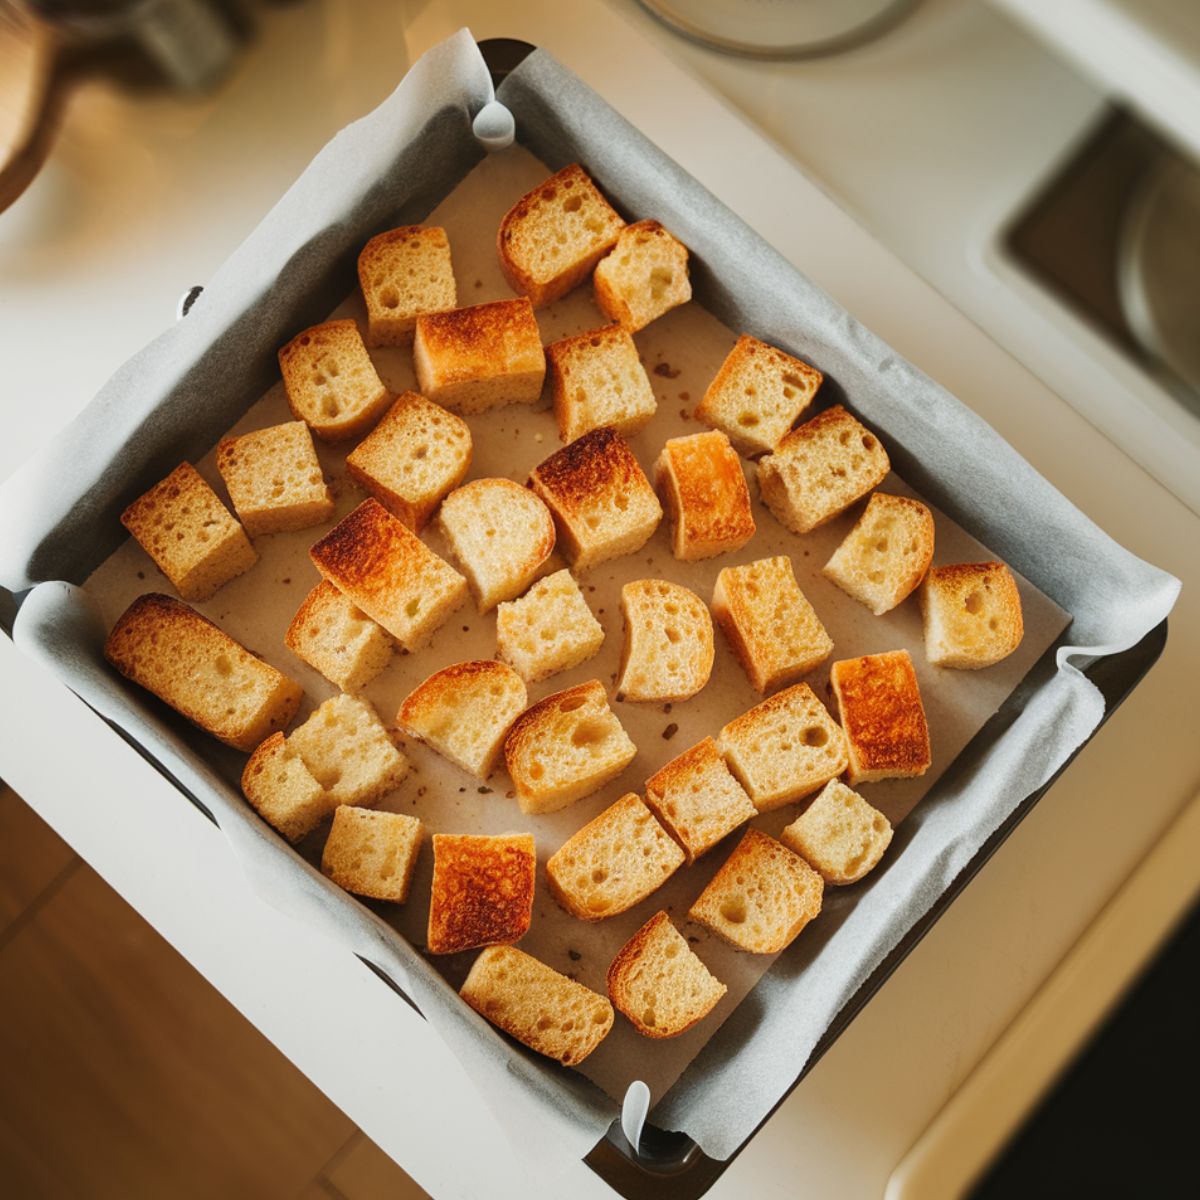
[823,493,935,615]
[503,679,637,815]
[694,335,823,456]
[829,650,931,785]
[654,430,755,561]
[278,319,390,442]
[495,569,605,684]
[716,682,849,812]
[460,945,613,1066]
[396,660,527,779]
[309,498,468,649]
[780,779,893,885]
[688,828,824,954]
[436,478,556,611]
[413,299,545,414]
[546,793,685,920]
[546,324,656,444]
[711,556,833,694]
[345,392,471,531]
[757,406,890,535]
[105,593,302,752]
[322,807,424,902]
[358,224,456,347]
[616,579,714,703]
[240,732,330,842]
[496,164,626,308]
[644,736,757,864]
[920,561,1024,669]
[283,580,394,693]
[593,220,691,332]
[427,833,536,955]
[527,426,663,572]
[215,421,334,536]
[121,463,257,601]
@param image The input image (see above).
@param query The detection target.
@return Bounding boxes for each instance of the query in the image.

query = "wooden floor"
[0,784,430,1200]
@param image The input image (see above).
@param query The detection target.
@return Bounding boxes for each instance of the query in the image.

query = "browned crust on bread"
[656,430,755,559]
[414,299,543,386]
[277,318,360,368]
[308,498,424,593]
[396,659,519,726]
[528,426,648,519]
[830,650,931,780]
[503,679,603,766]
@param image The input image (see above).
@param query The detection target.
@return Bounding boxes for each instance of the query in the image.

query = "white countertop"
[1,1,1196,1197]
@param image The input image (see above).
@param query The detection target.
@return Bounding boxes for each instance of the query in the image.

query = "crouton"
[594,220,691,332]
[322,807,424,902]
[779,779,893,885]
[495,569,605,684]
[358,224,456,347]
[240,732,330,843]
[616,579,714,703]
[546,324,656,444]
[284,580,394,693]
[920,561,1024,669]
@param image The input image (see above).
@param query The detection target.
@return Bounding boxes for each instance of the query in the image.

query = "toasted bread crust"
[415,300,544,386]
[920,561,1024,669]
[529,426,640,514]
[655,430,755,561]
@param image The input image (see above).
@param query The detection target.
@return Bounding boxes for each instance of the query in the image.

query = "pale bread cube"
[346,392,471,531]
[495,569,605,684]
[757,406,890,534]
[497,164,626,308]
[716,682,849,812]
[829,650,931,785]
[503,679,637,815]
[436,478,556,612]
[780,779,893,885]
[528,426,663,572]
[120,463,257,602]
[920,561,1024,669]
[644,736,756,864]
[688,828,824,954]
[309,498,468,650]
[694,335,822,456]
[322,807,424,902]
[215,421,334,537]
[823,493,935,615]
[461,945,614,1066]
[396,660,527,780]
[607,911,727,1038]
[711,556,833,693]
[654,429,755,561]
[241,732,330,843]
[358,224,456,347]
[616,579,714,703]
[283,580,394,693]
[593,220,691,332]
[278,319,390,442]
[546,793,684,921]
[546,324,656,444]
[413,299,545,414]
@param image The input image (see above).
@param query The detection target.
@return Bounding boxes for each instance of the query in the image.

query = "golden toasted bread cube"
[358,224,456,347]
[284,580,394,693]
[546,324,656,444]
[780,779,893,885]
[655,430,755,562]
[322,807,424,902]
[616,579,714,703]
[594,220,691,332]
[920,561,1024,669]
[495,569,605,684]
[240,732,330,843]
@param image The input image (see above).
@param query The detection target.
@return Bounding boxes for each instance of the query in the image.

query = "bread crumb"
[662,723,679,740]
[568,949,582,962]
[654,362,681,379]
[478,786,493,794]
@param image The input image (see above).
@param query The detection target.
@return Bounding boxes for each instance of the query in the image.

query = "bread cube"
[644,736,756,864]
[461,946,614,1066]
[546,793,684,921]
[546,324,656,444]
[309,499,468,650]
[654,430,755,561]
[105,593,302,753]
[413,298,545,414]
[616,579,714,703]
[757,406,890,535]
[594,220,691,332]
[397,660,527,780]
[716,682,849,812]
[823,493,935,615]
[241,732,330,842]
[322,807,424,902]
[780,779,893,885]
[278,319,390,442]
[711,556,833,693]
[695,335,822,456]
[436,478,556,612]
[427,833,536,955]
[688,828,823,954]
[121,463,257,601]
[284,580,394,693]
[921,561,1024,669]
[503,679,637,815]
[497,164,626,308]
[215,421,334,537]
[358,224,456,347]
[528,427,663,572]
[829,650,931,785]
[607,911,727,1038]
[495,569,605,684]
[346,392,471,531]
